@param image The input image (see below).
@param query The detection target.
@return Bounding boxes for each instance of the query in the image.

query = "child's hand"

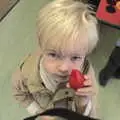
[40,116,55,120]
[67,75,96,97]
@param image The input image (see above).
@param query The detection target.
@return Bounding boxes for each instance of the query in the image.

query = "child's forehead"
[43,31,89,56]
[46,43,87,56]
[47,48,81,55]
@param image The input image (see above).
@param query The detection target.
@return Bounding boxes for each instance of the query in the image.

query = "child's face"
[41,41,87,81]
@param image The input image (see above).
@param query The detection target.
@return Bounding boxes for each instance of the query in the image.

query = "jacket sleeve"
[12,68,42,115]
[87,64,99,118]
[75,63,99,118]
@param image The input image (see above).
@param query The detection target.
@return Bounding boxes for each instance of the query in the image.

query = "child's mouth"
[56,75,69,81]
[57,74,68,78]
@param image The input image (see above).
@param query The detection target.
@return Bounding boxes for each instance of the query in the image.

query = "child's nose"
[58,61,71,74]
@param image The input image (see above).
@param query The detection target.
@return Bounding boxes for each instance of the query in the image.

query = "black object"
[107,0,116,5]
[105,0,120,13]
[74,0,100,12]
[24,108,100,120]
[114,67,120,78]
[106,5,116,13]
[87,0,100,11]
[99,46,120,86]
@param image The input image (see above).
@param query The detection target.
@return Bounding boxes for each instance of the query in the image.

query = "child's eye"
[48,53,57,58]
[71,56,81,61]
[48,52,61,59]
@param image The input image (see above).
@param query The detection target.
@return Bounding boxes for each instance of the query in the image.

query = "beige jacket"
[12,49,99,118]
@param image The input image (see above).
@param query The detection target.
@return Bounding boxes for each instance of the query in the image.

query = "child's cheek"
[42,58,58,74]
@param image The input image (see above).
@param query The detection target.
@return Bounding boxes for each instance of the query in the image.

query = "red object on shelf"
[69,69,85,90]
[96,0,120,27]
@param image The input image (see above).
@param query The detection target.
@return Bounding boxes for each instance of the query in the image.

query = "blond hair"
[37,0,99,55]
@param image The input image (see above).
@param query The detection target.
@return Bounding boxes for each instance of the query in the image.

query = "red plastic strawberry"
[69,69,85,90]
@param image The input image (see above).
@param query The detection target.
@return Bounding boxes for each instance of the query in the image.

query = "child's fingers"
[66,83,70,88]
[84,75,89,80]
[75,92,94,96]
[41,116,55,120]
[76,86,96,96]
[83,75,93,86]
[77,86,93,92]
[84,79,92,86]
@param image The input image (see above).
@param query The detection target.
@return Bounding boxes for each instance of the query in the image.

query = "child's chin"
[55,76,68,82]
